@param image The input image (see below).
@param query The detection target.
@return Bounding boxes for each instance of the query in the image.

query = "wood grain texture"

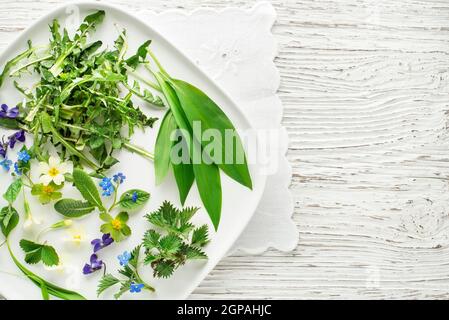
[1,0,449,299]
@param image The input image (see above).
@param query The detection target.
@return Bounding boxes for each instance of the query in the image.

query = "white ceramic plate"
[0,2,266,300]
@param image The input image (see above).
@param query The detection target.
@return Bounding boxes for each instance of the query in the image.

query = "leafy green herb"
[0,11,160,172]
[54,199,95,218]
[3,179,23,204]
[143,201,209,278]
[118,189,150,209]
[0,206,19,237]
[100,211,131,242]
[19,239,60,267]
[72,168,105,211]
[97,245,154,299]
[7,242,85,300]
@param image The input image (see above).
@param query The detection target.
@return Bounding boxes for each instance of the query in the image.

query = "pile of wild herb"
[0,8,254,300]
[0,10,161,172]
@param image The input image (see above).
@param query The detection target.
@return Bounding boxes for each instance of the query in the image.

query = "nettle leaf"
[20,239,59,267]
[191,225,210,247]
[142,201,209,279]
[72,168,105,211]
[119,189,150,210]
[0,206,19,237]
[3,179,23,204]
[97,274,120,297]
[54,199,95,218]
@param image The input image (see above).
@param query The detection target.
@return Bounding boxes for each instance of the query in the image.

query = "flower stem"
[124,143,154,161]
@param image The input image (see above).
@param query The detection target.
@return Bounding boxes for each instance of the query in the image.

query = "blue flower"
[118,251,132,266]
[129,283,145,293]
[99,177,114,197]
[0,158,12,171]
[113,173,126,184]
[131,191,138,203]
[17,150,30,163]
[14,162,22,176]
[0,104,19,119]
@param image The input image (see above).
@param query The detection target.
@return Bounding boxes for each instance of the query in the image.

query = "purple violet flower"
[82,254,103,275]
[0,144,6,158]
[0,104,19,119]
[8,130,25,149]
[91,233,114,253]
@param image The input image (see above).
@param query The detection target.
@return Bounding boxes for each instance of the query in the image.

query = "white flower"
[38,156,69,185]
[64,226,87,247]
[23,215,42,231]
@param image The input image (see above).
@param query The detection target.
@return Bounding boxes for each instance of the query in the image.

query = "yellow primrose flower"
[38,156,69,185]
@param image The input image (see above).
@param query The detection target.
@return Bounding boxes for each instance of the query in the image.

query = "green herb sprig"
[143,201,209,278]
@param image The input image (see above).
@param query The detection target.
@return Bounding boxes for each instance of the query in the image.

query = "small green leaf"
[154,111,177,185]
[191,225,210,247]
[97,274,120,297]
[20,239,41,252]
[0,206,19,237]
[41,246,60,267]
[19,239,59,267]
[119,189,150,209]
[54,199,95,218]
[3,179,23,204]
[72,168,104,211]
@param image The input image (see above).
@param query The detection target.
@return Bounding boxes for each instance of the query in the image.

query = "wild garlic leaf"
[72,168,105,211]
[191,139,222,231]
[172,159,195,206]
[54,199,95,218]
[168,78,252,190]
[155,111,177,185]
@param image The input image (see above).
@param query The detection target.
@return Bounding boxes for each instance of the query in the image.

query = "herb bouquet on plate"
[0,10,251,299]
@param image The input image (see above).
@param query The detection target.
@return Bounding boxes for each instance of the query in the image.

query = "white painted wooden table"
[1,0,449,299]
